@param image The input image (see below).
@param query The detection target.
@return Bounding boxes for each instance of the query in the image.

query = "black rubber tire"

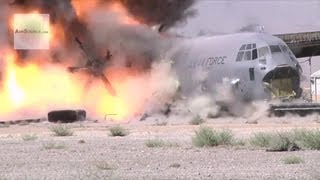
[48,110,86,123]
[76,109,86,121]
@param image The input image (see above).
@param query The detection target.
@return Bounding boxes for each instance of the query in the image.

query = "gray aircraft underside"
[169,31,320,103]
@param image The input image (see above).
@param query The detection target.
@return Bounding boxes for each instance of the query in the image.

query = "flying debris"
[68,37,117,96]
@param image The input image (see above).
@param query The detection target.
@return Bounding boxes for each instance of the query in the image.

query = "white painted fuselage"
[171,32,302,101]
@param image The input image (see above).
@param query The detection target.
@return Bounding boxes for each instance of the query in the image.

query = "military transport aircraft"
[168,30,320,103]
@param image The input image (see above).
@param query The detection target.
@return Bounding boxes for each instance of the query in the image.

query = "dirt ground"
[0,116,320,180]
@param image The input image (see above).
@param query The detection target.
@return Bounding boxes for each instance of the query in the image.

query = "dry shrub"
[109,125,129,137]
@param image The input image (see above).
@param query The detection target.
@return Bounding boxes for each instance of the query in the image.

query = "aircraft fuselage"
[171,32,302,102]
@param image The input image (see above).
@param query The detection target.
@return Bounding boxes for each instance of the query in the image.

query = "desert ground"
[0,115,320,180]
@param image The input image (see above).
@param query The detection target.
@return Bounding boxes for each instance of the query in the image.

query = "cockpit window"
[237,44,258,61]
[252,49,258,60]
[270,45,282,53]
[252,43,256,49]
[280,45,288,52]
[258,46,270,57]
[240,44,246,50]
[244,51,251,60]
[236,51,245,62]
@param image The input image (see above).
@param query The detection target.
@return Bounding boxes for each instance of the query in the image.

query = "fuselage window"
[270,45,281,53]
[252,49,258,60]
[240,44,246,50]
[244,51,252,61]
[236,51,245,61]
[258,46,270,57]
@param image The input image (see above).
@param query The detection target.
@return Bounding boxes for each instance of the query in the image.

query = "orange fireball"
[71,0,139,25]
[0,3,152,121]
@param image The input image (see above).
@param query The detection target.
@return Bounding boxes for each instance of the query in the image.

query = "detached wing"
[274,31,320,58]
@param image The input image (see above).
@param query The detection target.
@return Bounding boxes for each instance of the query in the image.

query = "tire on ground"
[48,110,86,123]
[76,110,86,121]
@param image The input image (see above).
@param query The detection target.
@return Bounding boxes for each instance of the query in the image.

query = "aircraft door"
[249,68,255,81]
[247,67,260,100]
[226,69,257,101]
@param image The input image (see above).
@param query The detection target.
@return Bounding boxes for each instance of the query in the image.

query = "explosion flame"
[0,0,194,121]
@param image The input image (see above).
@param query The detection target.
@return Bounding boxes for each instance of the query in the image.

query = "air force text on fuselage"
[188,56,227,68]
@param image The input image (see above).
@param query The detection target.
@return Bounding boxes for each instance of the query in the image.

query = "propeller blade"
[101,74,117,96]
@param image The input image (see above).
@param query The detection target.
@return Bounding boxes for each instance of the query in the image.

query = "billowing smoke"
[9,0,196,51]
[119,0,197,29]
[6,0,196,68]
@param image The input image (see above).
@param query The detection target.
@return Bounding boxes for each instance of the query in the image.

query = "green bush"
[293,129,320,150]
[283,156,304,164]
[232,139,247,146]
[250,129,320,151]
[109,125,129,137]
[145,138,178,148]
[189,115,205,125]
[145,139,166,148]
[192,126,233,147]
[50,125,73,136]
[43,141,66,150]
[22,134,38,141]
[267,132,299,151]
[95,161,115,170]
[250,131,299,151]
[250,132,272,147]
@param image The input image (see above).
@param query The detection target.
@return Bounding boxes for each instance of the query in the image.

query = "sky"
[173,0,320,83]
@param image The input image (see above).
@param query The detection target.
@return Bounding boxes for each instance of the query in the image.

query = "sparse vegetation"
[250,132,273,147]
[146,138,165,147]
[267,132,299,151]
[42,141,66,150]
[153,121,168,126]
[189,115,205,125]
[169,163,181,168]
[50,125,73,136]
[145,138,179,148]
[250,129,320,151]
[0,124,10,128]
[283,156,304,164]
[109,125,129,137]
[22,134,38,141]
[192,126,233,147]
[293,129,320,150]
[250,131,299,151]
[188,128,320,150]
[232,139,247,146]
[95,161,115,170]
